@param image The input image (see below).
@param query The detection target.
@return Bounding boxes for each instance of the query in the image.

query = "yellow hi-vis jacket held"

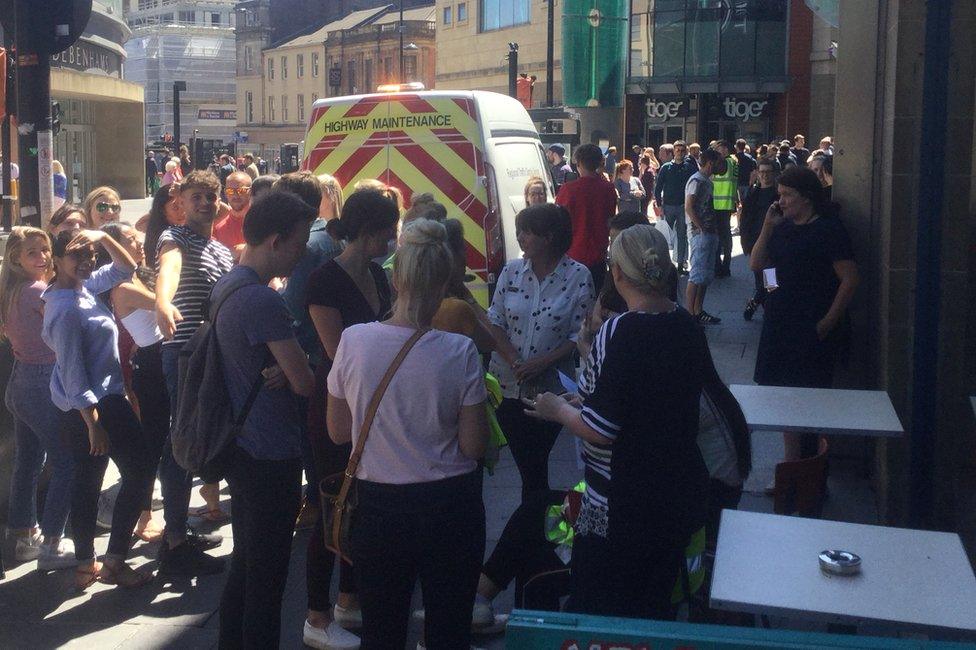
[712,155,739,211]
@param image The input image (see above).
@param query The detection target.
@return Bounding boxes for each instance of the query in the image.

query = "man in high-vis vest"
[711,141,739,278]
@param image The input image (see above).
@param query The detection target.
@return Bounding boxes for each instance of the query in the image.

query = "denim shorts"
[688,230,718,285]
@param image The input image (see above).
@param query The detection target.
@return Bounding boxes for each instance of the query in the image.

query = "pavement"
[0,230,884,649]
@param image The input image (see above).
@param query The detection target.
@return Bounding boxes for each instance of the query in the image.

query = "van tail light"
[483,163,503,287]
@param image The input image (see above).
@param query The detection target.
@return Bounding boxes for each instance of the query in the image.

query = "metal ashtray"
[819,550,862,576]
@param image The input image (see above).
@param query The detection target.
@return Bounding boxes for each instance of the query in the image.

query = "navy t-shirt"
[213,266,303,460]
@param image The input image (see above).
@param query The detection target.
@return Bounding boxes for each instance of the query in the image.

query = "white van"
[301,87,551,304]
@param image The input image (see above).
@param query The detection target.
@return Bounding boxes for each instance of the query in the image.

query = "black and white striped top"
[156,225,233,347]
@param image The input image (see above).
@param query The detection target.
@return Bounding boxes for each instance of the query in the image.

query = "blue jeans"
[662,204,687,268]
[5,361,74,538]
[161,343,192,542]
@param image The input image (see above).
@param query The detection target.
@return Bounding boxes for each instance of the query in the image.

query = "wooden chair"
[773,437,829,518]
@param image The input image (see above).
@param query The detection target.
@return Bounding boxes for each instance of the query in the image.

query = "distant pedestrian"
[213,171,253,259]
[555,143,617,290]
[604,146,618,175]
[546,144,573,190]
[711,141,738,277]
[740,158,779,321]
[179,145,192,176]
[613,160,644,214]
[684,149,722,324]
[654,140,695,273]
[243,153,260,180]
[146,151,159,197]
[791,134,810,169]
[524,176,548,207]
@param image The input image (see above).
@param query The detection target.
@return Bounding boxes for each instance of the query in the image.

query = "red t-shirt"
[555,175,616,267]
[213,209,247,250]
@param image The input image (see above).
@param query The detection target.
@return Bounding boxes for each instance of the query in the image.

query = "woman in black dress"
[525,224,709,619]
[302,187,399,650]
[749,166,859,460]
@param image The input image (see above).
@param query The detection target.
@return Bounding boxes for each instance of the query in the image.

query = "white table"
[730,385,904,437]
[710,510,976,635]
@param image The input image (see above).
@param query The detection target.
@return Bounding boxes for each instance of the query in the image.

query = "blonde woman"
[0,227,77,569]
[525,224,710,619]
[52,160,68,209]
[523,176,547,207]
[318,173,344,220]
[82,186,122,227]
[327,218,489,649]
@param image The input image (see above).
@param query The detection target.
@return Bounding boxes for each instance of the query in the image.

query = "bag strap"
[344,327,428,478]
[208,276,272,428]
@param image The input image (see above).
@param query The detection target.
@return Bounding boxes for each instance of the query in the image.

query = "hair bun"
[641,247,664,282]
[400,218,446,246]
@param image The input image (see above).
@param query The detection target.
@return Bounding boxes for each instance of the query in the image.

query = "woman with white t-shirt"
[327,219,490,649]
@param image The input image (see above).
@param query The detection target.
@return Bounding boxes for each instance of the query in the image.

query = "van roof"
[309,90,538,138]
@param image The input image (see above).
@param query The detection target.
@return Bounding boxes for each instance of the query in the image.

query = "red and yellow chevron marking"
[301,94,491,283]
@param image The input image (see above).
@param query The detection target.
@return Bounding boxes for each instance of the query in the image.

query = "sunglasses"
[96,202,122,213]
[225,187,251,197]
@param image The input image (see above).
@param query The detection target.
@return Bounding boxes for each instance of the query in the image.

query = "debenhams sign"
[51,41,122,78]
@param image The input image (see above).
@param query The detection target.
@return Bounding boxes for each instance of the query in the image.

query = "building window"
[650,2,786,79]
[298,94,306,122]
[211,12,221,25]
[631,13,641,41]
[457,2,468,21]
[281,94,288,122]
[297,54,305,78]
[281,56,288,79]
[364,59,372,93]
[244,46,253,72]
[383,57,393,83]
[480,0,529,32]
[403,55,417,81]
[312,52,319,77]
[269,95,276,122]
[347,60,356,94]
[443,6,452,24]
[246,91,254,123]
[268,57,274,80]
[178,10,194,23]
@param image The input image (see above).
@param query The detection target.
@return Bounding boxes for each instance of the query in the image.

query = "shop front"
[632,91,776,151]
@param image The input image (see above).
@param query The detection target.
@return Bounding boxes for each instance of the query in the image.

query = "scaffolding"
[124,20,236,145]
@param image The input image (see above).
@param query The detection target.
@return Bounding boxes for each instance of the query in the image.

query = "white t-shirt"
[327,322,488,484]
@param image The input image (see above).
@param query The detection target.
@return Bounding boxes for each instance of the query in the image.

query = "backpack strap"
[207,275,274,428]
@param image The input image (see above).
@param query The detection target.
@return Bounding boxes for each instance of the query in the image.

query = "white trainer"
[14,530,43,562]
[37,539,78,571]
[302,620,360,650]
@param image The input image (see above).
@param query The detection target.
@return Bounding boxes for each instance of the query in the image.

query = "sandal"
[189,507,231,523]
[99,562,154,588]
[75,561,104,590]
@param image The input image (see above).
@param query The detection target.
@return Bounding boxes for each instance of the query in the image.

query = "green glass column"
[562,0,629,107]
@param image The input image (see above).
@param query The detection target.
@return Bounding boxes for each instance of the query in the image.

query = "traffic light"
[51,100,61,135]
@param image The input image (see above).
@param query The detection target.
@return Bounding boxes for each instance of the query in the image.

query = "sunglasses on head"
[225,187,251,197]
[96,202,122,213]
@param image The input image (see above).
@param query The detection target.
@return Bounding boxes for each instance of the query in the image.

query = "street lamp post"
[173,80,186,153]
[398,0,404,83]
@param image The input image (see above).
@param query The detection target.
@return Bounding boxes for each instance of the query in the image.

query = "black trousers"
[482,489,567,610]
[568,531,683,620]
[219,448,302,650]
[352,471,485,650]
[714,210,733,273]
[65,394,155,561]
[131,342,169,511]
[705,478,742,547]
[587,261,607,295]
[306,433,357,612]
[496,399,562,500]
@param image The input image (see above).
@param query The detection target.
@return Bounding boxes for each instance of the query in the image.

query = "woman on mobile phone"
[749,167,859,461]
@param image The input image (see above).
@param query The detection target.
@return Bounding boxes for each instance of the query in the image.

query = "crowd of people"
[0,127,855,649]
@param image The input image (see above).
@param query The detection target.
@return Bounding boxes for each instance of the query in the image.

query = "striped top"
[156,225,234,347]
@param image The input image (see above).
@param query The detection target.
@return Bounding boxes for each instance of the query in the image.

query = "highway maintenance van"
[300,87,552,304]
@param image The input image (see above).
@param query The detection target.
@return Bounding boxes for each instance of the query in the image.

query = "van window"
[492,141,550,215]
